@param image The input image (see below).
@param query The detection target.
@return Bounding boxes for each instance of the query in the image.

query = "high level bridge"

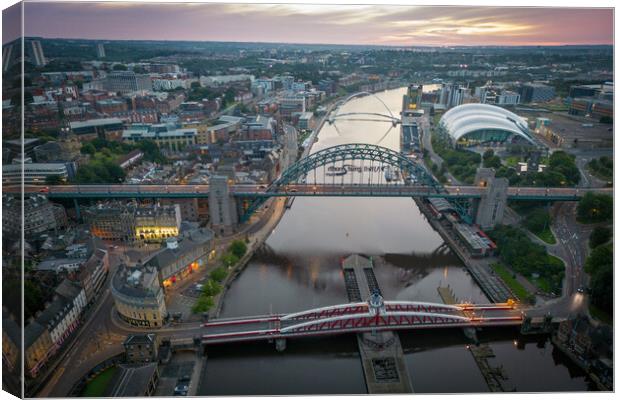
[200,299,523,345]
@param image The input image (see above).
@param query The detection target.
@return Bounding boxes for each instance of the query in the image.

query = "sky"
[3,1,614,46]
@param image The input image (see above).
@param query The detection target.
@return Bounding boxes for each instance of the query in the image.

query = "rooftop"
[70,118,124,129]
[104,363,159,397]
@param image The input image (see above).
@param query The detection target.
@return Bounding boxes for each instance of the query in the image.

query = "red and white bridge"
[201,300,523,345]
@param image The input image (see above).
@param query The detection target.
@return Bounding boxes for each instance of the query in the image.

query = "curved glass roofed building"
[439,103,536,147]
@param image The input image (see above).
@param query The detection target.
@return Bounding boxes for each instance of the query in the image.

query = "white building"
[3,162,69,184]
[199,74,254,87]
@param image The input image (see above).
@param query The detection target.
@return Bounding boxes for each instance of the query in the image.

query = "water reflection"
[203,87,591,394]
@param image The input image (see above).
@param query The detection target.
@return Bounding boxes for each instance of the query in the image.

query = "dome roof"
[439,103,534,145]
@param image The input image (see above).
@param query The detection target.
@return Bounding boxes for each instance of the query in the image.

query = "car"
[289,188,298,193]
[174,384,189,396]
[577,287,585,293]
[39,186,49,193]
[258,185,267,189]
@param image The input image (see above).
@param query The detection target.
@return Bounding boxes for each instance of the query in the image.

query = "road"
[13,183,612,201]
[420,113,461,184]
[201,302,524,345]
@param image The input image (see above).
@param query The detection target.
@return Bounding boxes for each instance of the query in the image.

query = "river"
[198,87,592,394]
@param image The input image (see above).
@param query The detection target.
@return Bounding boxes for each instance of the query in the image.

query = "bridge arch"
[329,91,399,124]
[241,143,442,222]
[279,311,471,334]
[239,143,440,221]
[272,143,438,189]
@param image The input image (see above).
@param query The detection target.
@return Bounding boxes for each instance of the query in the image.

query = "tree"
[210,267,228,282]
[584,244,612,274]
[524,208,551,233]
[229,240,247,258]
[112,64,128,71]
[482,149,494,160]
[220,252,239,268]
[45,175,64,185]
[80,143,96,155]
[589,263,612,314]
[192,296,214,314]
[577,192,613,223]
[584,244,613,315]
[201,279,222,297]
[589,226,611,249]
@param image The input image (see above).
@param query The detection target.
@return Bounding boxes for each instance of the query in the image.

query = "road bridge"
[7,142,611,225]
[14,183,611,201]
[200,300,523,345]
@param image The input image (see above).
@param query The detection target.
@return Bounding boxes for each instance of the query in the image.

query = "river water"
[198,88,592,395]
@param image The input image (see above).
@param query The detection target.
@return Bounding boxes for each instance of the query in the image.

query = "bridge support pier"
[275,338,287,352]
[463,327,479,345]
[473,168,508,229]
[73,198,81,222]
[209,175,238,236]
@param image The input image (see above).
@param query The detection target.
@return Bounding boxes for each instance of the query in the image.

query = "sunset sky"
[5,1,615,46]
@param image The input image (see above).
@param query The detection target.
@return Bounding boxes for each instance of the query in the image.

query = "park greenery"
[577,192,613,223]
[431,133,481,184]
[589,226,612,249]
[187,83,237,107]
[482,149,502,169]
[191,279,222,314]
[490,263,535,304]
[584,244,612,317]
[510,201,556,244]
[495,150,580,187]
[489,225,564,295]
[75,138,166,184]
[587,156,613,181]
[80,367,118,397]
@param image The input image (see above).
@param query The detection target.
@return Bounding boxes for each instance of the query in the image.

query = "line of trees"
[489,225,564,294]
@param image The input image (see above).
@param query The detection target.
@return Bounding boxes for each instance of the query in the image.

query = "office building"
[3,43,15,72]
[27,40,46,66]
[122,126,197,152]
[144,228,214,288]
[69,118,124,141]
[3,194,67,238]
[111,264,167,328]
[96,43,106,58]
[84,202,181,244]
[2,162,70,185]
[519,83,556,103]
[105,71,152,94]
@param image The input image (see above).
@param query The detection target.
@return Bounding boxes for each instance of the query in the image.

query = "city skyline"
[4,2,613,46]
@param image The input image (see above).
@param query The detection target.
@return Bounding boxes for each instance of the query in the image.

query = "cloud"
[20,3,613,46]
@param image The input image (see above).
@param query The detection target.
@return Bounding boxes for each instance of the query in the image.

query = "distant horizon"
[3,3,613,46]
[11,36,616,49]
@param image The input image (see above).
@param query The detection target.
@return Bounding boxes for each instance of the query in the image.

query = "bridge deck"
[12,184,611,201]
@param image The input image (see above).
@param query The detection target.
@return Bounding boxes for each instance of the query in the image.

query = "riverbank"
[414,198,514,303]
[210,197,288,318]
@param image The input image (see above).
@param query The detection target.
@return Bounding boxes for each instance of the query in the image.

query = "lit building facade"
[84,202,181,244]
[145,228,215,288]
